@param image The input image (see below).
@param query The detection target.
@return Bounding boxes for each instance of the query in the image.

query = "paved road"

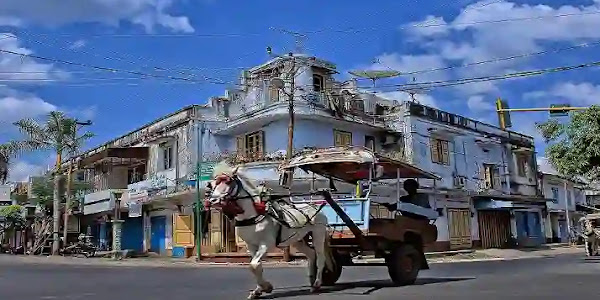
[1,254,599,299]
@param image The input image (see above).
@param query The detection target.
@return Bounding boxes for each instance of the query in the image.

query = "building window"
[236,131,264,161]
[334,130,352,147]
[516,155,528,177]
[430,138,450,165]
[568,190,573,207]
[482,164,500,189]
[364,135,375,151]
[160,142,174,170]
[551,187,559,203]
[313,74,324,93]
[268,84,279,103]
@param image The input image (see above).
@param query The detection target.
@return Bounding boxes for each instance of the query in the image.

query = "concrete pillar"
[111,220,124,259]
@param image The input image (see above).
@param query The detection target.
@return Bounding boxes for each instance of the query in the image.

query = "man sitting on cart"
[382,179,431,220]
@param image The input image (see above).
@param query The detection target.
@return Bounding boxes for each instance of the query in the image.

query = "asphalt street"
[1,253,599,300]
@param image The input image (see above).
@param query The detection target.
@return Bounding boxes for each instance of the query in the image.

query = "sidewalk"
[0,244,584,268]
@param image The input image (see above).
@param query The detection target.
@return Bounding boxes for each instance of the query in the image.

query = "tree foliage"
[0,205,26,231]
[536,106,600,182]
[30,174,91,209]
[11,111,93,170]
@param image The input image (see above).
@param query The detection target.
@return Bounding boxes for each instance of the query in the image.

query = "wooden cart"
[281,147,440,286]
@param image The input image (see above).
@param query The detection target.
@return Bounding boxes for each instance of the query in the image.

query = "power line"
[0,47,228,85]
[381,39,600,77]
[12,10,600,39]
[302,10,600,35]
[377,59,600,91]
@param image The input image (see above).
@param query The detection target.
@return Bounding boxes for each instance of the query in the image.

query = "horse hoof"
[310,286,321,293]
[262,283,274,294]
[247,291,261,300]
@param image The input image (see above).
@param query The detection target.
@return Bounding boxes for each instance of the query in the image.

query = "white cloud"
[523,82,600,107]
[0,34,68,82]
[0,92,57,126]
[394,1,600,97]
[69,39,87,49]
[547,82,600,106]
[0,0,194,33]
[467,95,495,112]
[7,160,47,182]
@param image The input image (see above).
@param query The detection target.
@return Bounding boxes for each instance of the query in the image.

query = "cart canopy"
[282,146,439,183]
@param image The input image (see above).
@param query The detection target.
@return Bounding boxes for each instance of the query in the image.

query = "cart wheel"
[311,251,344,287]
[386,244,421,286]
[321,258,343,286]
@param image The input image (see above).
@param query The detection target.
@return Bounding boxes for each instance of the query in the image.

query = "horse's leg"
[247,243,272,300]
[309,225,328,292]
[292,238,317,287]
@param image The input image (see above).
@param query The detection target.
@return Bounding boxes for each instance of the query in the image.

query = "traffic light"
[495,98,512,129]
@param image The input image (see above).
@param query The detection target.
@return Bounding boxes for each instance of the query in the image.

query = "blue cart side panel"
[295,197,371,231]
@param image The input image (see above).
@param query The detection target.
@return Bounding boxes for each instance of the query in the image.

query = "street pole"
[283,55,298,262]
[195,121,205,261]
[63,120,92,247]
[564,181,571,243]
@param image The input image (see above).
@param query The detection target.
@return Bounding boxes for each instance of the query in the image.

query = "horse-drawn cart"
[281,147,440,286]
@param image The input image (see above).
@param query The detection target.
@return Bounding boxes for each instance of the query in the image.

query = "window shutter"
[236,135,245,160]
[430,139,440,163]
[479,164,487,189]
[257,130,265,159]
[441,140,449,164]
[492,166,501,190]
[344,132,352,146]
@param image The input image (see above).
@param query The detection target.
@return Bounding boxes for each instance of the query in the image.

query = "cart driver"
[382,179,431,220]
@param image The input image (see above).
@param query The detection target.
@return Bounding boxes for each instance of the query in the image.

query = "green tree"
[11,111,92,255]
[0,205,26,244]
[536,106,600,182]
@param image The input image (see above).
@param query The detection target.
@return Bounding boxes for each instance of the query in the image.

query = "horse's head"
[205,161,242,207]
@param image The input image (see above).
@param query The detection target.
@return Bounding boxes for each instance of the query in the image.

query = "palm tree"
[0,143,16,184]
[12,111,93,255]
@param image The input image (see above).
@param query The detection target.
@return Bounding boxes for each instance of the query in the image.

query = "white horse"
[205,161,330,299]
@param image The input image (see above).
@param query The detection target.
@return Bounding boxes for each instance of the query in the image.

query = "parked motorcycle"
[59,234,97,258]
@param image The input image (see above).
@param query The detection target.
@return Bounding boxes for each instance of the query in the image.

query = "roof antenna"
[269,27,307,54]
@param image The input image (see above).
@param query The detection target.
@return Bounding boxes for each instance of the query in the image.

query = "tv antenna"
[400,77,430,103]
[269,27,308,54]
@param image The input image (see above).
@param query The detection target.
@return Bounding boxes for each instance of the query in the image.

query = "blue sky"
[2,0,600,180]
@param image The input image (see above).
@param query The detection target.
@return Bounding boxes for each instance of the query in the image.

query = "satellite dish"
[270,78,285,89]
[348,70,401,80]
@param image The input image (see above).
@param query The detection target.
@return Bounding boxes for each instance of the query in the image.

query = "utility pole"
[63,119,92,246]
[268,46,303,262]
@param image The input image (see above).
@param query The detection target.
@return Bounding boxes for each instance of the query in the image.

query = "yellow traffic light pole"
[495,97,589,130]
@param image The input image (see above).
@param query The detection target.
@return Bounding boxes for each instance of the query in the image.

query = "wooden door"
[478,210,511,248]
[172,214,194,247]
[448,208,472,249]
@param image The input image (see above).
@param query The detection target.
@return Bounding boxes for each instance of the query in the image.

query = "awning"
[576,203,600,213]
[79,147,149,168]
[472,194,546,210]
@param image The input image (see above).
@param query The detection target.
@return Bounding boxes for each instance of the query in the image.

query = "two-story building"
[71,53,546,257]
[538,158,588,243]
